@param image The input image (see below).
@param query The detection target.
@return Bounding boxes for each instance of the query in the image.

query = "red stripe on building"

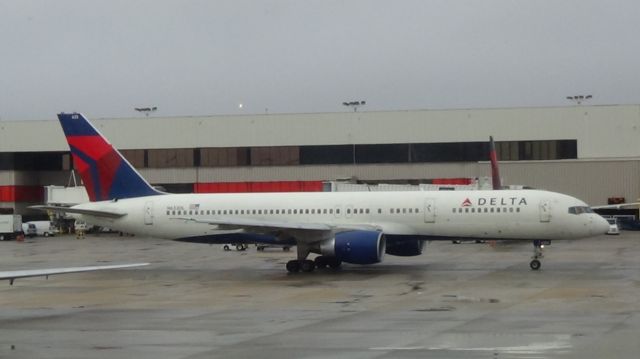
[194,181,324,193]
[431,178,473,185]
[0,186,44,202]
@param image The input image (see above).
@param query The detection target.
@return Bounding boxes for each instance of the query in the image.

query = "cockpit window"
[568,206,594,215]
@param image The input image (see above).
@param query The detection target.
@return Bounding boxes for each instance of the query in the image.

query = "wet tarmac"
[1,232,639,358]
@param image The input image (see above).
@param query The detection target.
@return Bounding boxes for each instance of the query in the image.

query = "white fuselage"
[71,189,609,242]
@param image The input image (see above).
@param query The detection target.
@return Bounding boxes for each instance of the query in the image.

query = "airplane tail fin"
[489,136,502,190]
[57,113,162,201]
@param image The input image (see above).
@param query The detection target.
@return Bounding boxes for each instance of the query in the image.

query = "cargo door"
[144,201,154,225]
[424,198,436,223]
[539,200,551,222]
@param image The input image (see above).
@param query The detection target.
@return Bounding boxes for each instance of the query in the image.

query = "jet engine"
[319,230,386,265]
[385,237,425,256]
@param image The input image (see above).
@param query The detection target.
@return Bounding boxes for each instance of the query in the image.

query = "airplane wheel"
[286,260,301,273]
[301,260,315,272]
[327,258,342,269]
[283,247,290,252]
[530,259,541,271]
[223,245,230,251]
[44,232,50,237]
[314,256,328,269]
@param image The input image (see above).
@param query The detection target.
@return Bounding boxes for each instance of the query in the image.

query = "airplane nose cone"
[594,216,610,235]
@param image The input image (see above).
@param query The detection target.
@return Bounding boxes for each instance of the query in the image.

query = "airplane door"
[424,198,436,223]
[345,205,354,219]
[144,201,154,225]
[539,200,551,222]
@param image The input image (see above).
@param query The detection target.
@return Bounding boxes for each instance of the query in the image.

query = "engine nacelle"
[320,230,386,265]
[385,237,425,257]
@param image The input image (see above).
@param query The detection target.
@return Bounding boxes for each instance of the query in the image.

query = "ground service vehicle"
[0,215,22,241]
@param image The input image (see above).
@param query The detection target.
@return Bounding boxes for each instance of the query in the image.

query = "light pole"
[342,100,366,112]
[566,95,592,105]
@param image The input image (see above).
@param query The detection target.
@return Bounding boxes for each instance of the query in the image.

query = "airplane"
[33,113,610,273]
[1,263,149,285]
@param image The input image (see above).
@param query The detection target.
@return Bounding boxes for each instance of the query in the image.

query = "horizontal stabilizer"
[30,205,127,218]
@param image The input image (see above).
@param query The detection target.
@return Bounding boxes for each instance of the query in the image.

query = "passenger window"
[366,209,370,214]
[336,209,340,214]
[471,208,475,213]
[330,209,334,214]
[516,208,520,213]
[415,208,419,213]
[390,208,394,214]
[378,208,382,214]
[347,209,351,214]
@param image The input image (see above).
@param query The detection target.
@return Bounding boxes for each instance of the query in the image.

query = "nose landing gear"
[530,240,550,270]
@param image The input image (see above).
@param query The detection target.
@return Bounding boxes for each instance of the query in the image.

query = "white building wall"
[2,105,640,158]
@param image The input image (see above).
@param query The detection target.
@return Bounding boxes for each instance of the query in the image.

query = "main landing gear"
[285,256,342,273]
[285,244,341,273]
[530,240,550,270]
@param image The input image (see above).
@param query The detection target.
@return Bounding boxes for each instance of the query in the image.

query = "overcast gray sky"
[1,0,639,120]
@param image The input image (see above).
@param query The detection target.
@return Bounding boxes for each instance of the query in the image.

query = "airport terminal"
[1,104,639,215]
[3,105,640,358]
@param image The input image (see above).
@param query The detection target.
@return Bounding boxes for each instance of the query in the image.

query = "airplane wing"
[591,202,640,210]
[1,263,148,285]
[30,205,127,218]
[171,216,381,235]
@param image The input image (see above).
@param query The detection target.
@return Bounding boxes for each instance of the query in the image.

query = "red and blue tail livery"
[58,113,162,201]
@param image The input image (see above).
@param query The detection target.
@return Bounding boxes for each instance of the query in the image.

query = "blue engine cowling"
[320,230,386,265]
[385,237,425,257]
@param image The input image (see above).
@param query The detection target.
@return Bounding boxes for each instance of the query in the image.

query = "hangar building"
[1,104,639,215]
